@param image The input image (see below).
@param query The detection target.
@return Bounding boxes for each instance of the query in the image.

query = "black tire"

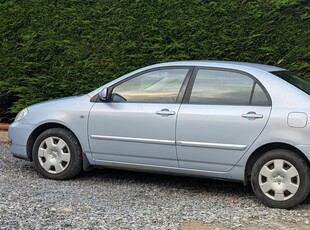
[251,149,310,208]
[32,128,82,180]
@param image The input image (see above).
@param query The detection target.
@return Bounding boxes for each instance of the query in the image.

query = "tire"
[251,149,310,208]
[32,128,83,180]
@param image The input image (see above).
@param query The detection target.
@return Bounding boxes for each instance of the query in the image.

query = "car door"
[88,67,191,167]
[176,68,271,172]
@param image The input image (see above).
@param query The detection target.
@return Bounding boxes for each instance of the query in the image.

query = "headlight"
[15,108,28,121]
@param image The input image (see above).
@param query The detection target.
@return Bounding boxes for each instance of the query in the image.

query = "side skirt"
[93,159,244,183]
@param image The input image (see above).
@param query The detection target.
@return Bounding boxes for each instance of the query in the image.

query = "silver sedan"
[9,61,310,208]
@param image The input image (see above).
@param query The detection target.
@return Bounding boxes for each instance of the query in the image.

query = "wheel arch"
[244,142,310,182]
[26,123,80,161]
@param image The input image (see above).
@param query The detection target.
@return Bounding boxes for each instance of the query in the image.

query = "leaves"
[0,0,309,112]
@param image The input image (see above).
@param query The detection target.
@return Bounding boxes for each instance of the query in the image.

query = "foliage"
[0,0,309,112]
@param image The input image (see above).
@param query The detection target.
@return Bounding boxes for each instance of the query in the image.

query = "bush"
[0,0,309,112]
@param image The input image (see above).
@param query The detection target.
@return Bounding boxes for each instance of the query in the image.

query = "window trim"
[99,66,194,104]
[182,67,272,106]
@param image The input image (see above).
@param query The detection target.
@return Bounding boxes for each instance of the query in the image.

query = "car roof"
[150,60,285,72]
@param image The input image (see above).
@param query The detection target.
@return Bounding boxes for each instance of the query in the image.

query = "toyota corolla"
[9,61,310,208]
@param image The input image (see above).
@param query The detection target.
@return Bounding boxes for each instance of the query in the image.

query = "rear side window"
[189,69,270,106]
[251,83,269,106]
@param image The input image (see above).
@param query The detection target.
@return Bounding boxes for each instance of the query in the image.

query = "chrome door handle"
[156,109,176,116]
[242,112,263,119]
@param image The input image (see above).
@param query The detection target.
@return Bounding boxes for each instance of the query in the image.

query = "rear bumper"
[8,122,34,160]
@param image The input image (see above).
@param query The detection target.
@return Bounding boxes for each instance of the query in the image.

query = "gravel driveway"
[1,143,310,229]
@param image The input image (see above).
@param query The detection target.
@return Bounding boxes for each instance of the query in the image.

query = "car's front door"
[176,68,271,172]
[89,67,191,167]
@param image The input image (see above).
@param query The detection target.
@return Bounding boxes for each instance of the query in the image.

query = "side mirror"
[99,88,108,101]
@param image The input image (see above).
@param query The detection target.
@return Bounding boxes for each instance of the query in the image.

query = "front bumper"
[8,121,35,160]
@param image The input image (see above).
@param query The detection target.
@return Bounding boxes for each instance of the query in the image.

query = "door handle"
[242,112,263,120]
[156,109,175,116]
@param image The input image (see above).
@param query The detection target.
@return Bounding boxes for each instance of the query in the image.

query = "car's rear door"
[176,68,271,172]
[89,67,192,167]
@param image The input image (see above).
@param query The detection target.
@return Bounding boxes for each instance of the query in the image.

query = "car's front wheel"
[32,128,82,180]
[251,149,310,208]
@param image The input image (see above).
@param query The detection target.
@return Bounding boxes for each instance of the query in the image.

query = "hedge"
[0,0,309,112]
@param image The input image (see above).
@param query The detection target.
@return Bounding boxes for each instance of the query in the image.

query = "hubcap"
[38,136,71,174]
[258,159,300,201]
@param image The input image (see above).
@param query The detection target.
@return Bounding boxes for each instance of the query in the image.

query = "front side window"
[111,68,188,103]
[189,69,254,105]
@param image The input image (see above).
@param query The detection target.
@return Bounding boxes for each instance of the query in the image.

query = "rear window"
[270,71,310,96]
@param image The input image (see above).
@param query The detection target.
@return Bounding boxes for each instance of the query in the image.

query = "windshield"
[270,71,310,96]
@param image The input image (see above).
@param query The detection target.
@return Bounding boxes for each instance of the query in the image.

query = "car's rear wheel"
[32,128,82,180]
[251,149,310,208]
